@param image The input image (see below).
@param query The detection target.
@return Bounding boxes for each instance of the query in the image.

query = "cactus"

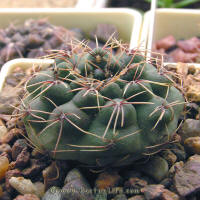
[18,41,185,167]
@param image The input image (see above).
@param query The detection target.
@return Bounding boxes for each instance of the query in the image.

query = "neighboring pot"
[141,8,200,60]
[0,8,142,49]
[0,8,142,90]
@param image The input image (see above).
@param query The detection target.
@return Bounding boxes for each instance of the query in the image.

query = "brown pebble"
[125,177,148,189]
[11,139,27,160]
[0,125,8,140]
[156,35,176,50]
[1,42,25,62]
[0,144,11,154]
[22,159,47,178]
[160,150,177,167]
[1,128,23,144]
[5,169,21,193]
[15,147,30,168]
[14,194,40,200]
[184,136,200,154]
[169,48,198,63]
[95,171,122,189]
[0,152,11,163]
[174,155,200,197]
[177,37,200,53]
[141,184,164,199]
[63,168,94,200]
[5,77,20,87]
[0,156,9,180]
[25,34,44,49]
[161,189,180,200]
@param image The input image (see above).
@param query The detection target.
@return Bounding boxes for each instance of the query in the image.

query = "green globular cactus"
[19,42,185,167]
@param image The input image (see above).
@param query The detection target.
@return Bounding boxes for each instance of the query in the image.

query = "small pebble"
[9,177,37,195]
[0,144,12,154]
[11,139,27,160]
[95,171,122,189]
[0,86,22,115]
[161,189,180,200]
[14,194,40,200]
[178,119,200,142]
[0,156,9,180]
[42,186,62,200]
[168,161,184,178]
[128,195,145,200]
[63,168,94,200]
[160,150,177,167]
[5,169,21,193]
[184,136,200,154]
[22,159,47,178]
[174,154,200,196]
[156,35,176,50]
[124,177,147,189]
[138,156,169,182]
[141,184,164,200]
[1,128,23,144]
[15,147,30,168]
[0,152,11,163]
[0,125,8,140]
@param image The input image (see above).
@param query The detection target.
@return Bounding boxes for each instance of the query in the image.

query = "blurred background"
[0,0,78,8]
[0,0,200,10]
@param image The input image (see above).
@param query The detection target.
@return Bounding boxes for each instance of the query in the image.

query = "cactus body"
[20,43,184,167]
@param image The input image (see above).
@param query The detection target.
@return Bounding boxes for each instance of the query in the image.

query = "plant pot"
[0,8,142,91]
[0,8,142,49]
[0,58,54,91]
[142,8,200,65]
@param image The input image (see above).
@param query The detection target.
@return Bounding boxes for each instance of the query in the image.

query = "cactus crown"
[17,40,185,167]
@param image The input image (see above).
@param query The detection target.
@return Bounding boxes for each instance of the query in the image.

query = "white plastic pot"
[142,8,200,58]
[0,58,54,91]
[0,8,143,91]
[0,8,142,49]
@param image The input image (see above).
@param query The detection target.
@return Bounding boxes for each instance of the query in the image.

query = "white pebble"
[9,177,37,195]
[0,126,7,140]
